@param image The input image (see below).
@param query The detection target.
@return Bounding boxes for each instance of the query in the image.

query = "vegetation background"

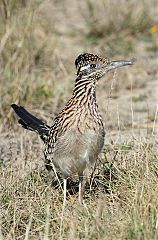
[0,0,158,239]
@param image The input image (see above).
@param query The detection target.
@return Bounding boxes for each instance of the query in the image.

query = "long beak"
[107,59,133,71]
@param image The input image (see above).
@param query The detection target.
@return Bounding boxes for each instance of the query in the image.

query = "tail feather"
[11,104,50,142]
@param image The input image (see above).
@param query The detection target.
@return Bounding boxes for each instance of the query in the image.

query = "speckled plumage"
[11,53,133,203]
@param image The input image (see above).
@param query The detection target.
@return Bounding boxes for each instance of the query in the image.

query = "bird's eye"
[90,64,96,68]
[80,64,91,71]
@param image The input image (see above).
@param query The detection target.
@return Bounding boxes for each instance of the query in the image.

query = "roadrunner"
[11,53,133,203]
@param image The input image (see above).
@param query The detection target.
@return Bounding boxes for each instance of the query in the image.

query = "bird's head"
[75,53,133,80]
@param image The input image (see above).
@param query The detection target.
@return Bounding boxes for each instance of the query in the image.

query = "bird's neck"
[72,76,97,107]
[59,76,103,132]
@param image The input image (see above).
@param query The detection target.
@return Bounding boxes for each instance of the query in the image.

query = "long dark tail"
[11,104,50,142]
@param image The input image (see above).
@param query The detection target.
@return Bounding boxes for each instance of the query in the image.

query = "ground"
[0,0,158,239]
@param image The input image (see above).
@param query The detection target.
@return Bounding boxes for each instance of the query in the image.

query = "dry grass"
[0,0,158,239]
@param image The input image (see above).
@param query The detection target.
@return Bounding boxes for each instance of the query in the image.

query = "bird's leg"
[63,178,67,207]
[60,178,67,237]
[50,162,63,191]
[90,160,97,191]
[79,174,85,204]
